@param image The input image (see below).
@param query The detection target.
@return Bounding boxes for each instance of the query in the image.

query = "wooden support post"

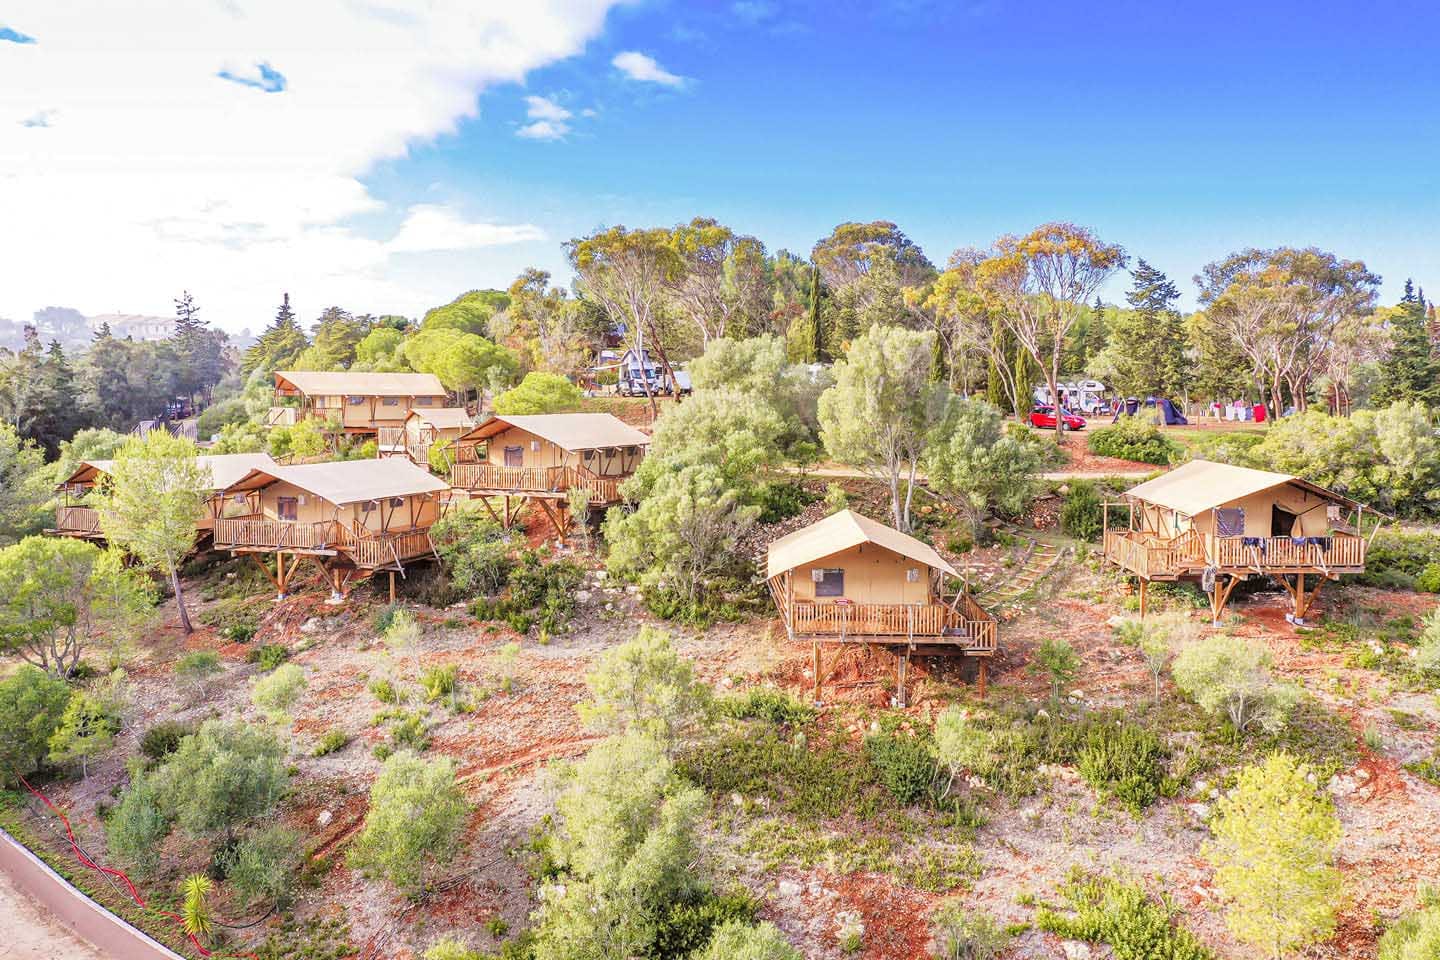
[977,658,988,700]
[251,553,281,592]
[1138,578,1148,618]
[812,640,821,703]
[275,552,288,598]
[478,496,502,526]
[896,648,910,708]
[388,570,397,604]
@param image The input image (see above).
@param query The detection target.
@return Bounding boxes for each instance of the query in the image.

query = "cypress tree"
[809,264,825,362]
[1374,279,1440,406]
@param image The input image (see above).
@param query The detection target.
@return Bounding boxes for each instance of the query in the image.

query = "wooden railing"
[213,517,339,550]
[54,505,101,535]
[349,530,435,568]
[1103,529,1205,578]
[451,462,566,492]
[957,593,999,653]
[264,406,298,427]
[1213,534,1365,570]
[376,426,405,449]
[789,602,994,651]
[449,463,630,503]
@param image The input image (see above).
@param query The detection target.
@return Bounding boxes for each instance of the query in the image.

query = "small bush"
[311,730,349,757]
[1417,562,1440,594]
[1172,634,1299,737]
[1060,480,1104,542]
[928,899,1009,960]
[1074,723,1168,812]
[140,720,196,761]
[369,678,401,704]
[1359,530,1440,588]
[421,664,458,703]
[651,890,761,958]
[718,688,815,726]
[174,651,223,699]
[1036,872,1214,960]
[1088,415,1181,465]
[864,733,937,805]
[248,645,290,672]
[1379,901,1440,960]
[390,712,430,752]
[754,481,815,523]
[220,825,303,909]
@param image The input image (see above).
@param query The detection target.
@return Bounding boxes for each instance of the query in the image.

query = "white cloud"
[0,2,624,329]
[388,205,545,253]
[524,94,572,122]
[516,94,572,139]
[517,119,571,140]
[611,50,686,87]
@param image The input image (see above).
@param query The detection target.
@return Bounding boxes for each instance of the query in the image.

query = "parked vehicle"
[1028,405,1087,431]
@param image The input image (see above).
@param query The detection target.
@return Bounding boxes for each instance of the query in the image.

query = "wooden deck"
[212,516,435,568]
[779,599,997,654]
[50,505,103,539]
[449,462,626,505]
[1102,530,1366,580]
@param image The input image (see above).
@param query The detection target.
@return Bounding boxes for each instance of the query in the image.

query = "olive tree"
[923,397,1046,533]
[95,431,211,634]
[0,538,153,678]
[817,325,950,531]
[576,626,711,751]
[532,731,706,960]
[105,761,169,876]
[151,720,288,842]
[47,691,118,779]
[0,665,72,784]
[1172,634,1299,736]
[348,751,467,894]
[1206,752,1342,958]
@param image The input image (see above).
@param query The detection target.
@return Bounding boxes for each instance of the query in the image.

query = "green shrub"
[754,481,815,523]
[928,899,1009,960]
[1379,901,1440,960]
[248,645,290,672]
[390,712,430,752]
[717,688,816,726]
[140,720,196,761]
[1172,634,1299,737]
[1036,872,1213,960]
[219,824,302,909]
[1360,530,1440,588]
[174,650,223,699]
[369,678,400,704]
[421,664,458,703]
[1060,480,1104,541]
[651,890,760,958]
[430,510,512,597]
[864,733,937,805]
[311,730,349,757]
[1416,562,1440,594]
[0,666,72,783]
[1088,416,1181,465]
[1074,723,1168,812]
[372,605,401,635]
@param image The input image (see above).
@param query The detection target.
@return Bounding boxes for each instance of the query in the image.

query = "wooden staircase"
[968,530,1069,617]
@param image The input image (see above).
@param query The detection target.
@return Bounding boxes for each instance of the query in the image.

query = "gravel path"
[0,866,107,960]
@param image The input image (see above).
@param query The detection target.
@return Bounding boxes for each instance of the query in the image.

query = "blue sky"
[375,0,1439,308]
[3,0,1436,329]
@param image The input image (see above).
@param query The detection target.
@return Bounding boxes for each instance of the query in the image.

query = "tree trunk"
[170,564,194,635]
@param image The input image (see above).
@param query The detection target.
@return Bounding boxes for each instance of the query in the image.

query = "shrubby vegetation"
[1171,634,1299,737]
[0,666,72,783]
[493,371,584,415]
[1379,892,1440,960]
[576,627,712,749]
[1036,871,1213,960]
[1205,753,1341,958]
[349,750,467,894]
[1087,415,1181,465]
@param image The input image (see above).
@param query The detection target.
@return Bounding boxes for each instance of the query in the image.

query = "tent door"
[1271,505,1299,537]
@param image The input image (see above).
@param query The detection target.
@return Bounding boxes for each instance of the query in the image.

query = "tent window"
[813,568,845,598]
[362,500,377,513]
[583,450,595,461]
[382,397,400,406]
[390,497,404,508]
[277,497,298,522]
[606,448,616,458]
[907,568,921,583]
[348,395,365,405]
[1215,508,1245,537]
[414,397,433,406]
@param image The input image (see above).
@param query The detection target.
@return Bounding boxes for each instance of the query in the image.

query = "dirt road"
[0,866,107,960]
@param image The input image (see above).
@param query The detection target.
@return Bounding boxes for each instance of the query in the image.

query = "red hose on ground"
[15,773,259,960]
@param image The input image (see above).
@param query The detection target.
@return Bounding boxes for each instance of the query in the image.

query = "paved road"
[0,865,107,960]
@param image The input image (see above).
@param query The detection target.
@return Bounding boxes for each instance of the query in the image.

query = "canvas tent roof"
[1122,459,1360,516]
[459,413,651,451]
[766,509,960,581]
[223,458,449,505]
[405,408,475,431]
[59,453,277,492]
[274,370,446,397]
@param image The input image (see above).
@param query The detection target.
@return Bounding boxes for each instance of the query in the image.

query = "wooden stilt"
[896,648,911,708]
[977,658,988,700]
[536,499,565,539]
[478,496,502,526]
[389,570,397,604]
[1139,578,1148,618]
[812,640,821,703]
[251,553,281,591]
[275,552,288,597]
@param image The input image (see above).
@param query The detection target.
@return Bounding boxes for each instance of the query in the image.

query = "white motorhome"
[1033,379,1108,414]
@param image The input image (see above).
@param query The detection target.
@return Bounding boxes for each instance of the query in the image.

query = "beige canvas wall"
[789,543,931,605]
[1191,484,1331,539]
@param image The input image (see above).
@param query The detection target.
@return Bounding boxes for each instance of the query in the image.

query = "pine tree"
[18,340,84,455]
[1109,260,1190,399]
[1374,279,1440,407]
[170,291,226,406]
[242,294,310,378]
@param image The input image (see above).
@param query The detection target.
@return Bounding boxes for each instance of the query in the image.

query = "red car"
[1028,405,1087,431]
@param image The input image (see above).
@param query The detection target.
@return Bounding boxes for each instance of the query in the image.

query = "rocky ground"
[9,527,1439,960]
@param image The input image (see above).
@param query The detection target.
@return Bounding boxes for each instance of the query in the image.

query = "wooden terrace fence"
[213,516,435,568]
[1105,529,1366,577]
[53,505,101,536]
[789,601,995,652]
[449,463,626,504]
